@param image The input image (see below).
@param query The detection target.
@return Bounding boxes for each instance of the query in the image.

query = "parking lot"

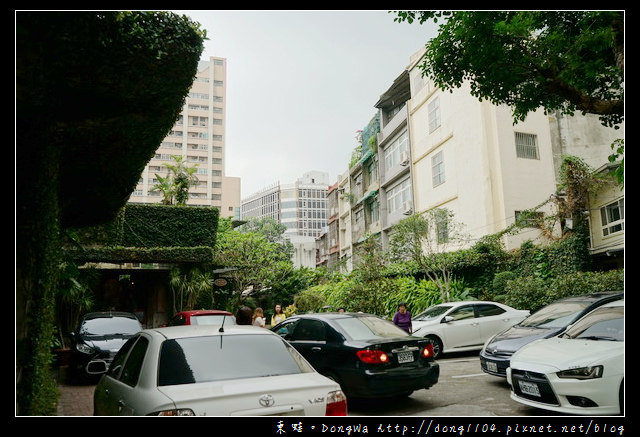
[348,351,546,416]
[55,351,544,417]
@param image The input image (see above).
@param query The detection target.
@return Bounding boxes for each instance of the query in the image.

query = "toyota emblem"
[259,394,275,407]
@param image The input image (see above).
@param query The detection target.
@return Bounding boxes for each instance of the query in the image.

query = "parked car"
[93,324,347,416]
[480,292,624,377]
[411,301,530,359]
[507,299,624,415]
[68,311,143,381]
[166,309,235,326]
[271,312,439,399]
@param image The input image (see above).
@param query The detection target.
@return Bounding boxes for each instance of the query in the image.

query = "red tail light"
[325,390,348,416]
[421,343,435,358]
[357,349,390,364]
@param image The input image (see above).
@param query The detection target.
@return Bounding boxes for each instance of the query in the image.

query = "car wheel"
[425,335,443,359]
[619,379,624,415]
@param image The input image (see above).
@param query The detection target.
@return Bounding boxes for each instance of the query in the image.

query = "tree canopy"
[394,11,624,128]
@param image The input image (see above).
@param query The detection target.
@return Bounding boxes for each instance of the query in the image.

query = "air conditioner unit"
[402,200,413,215]
[400,150,410,166]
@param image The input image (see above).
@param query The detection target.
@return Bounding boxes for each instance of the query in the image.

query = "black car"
[271,312,439,399]
[68,311,142,381]
[479,292,624,377]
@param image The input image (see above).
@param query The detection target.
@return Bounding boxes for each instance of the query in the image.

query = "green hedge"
[504,270,624,312]
[67,204,219,263]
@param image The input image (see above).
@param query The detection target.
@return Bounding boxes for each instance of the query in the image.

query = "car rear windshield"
[335,316,408,340]
[518,302,590,328]
[80,316,141,336]
[191,314,236,326]
[157,334,314,386]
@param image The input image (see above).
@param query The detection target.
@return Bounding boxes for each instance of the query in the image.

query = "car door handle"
[311,346,322,352]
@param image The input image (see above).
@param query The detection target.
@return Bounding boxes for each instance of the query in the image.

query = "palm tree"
[150,155,199,205]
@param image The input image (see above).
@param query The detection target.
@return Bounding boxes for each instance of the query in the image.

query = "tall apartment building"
[129,56,240,219]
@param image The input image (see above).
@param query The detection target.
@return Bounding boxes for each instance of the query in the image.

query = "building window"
[214,80,224,87]
[189,92,209,100]
[515,132,539,159]
[387,178,412,214]
[436,218,448,244]
[368,198,379,224]
[367,158,378,183]
[383,130,409,170]
[601,198,624,236]
[428,97,441,133]
[431,151,445,187]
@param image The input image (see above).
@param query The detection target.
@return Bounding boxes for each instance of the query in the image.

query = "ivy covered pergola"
[16,11,206,415]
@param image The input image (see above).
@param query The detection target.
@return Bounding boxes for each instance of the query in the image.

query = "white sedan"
[93,324,347,416]
[507,299,624,415]
[411,301,529,358]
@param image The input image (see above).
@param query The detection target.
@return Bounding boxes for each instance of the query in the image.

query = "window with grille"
[515,132,539,159]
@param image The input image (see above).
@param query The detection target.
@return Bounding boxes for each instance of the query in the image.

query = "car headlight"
[557,365,603,380]
[76,343,95,354]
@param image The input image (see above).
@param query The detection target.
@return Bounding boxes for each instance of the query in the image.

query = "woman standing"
[392,302,412,334]
[270,304,287,327]
[252,307,266,327]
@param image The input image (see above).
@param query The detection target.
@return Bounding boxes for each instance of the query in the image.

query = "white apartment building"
[241,171,330,268]
[129,56,240,219]
[241,171,330,239]
[406,47,559,251]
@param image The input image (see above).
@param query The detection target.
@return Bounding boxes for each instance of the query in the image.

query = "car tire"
[425,335,443,359]
[619,379,624,415]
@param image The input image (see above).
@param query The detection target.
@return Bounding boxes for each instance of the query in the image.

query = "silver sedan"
[93,324,347,416]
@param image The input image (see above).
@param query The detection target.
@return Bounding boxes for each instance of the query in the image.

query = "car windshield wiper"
[577,335,620,341]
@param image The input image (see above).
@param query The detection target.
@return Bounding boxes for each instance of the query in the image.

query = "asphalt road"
[347,351,548,417]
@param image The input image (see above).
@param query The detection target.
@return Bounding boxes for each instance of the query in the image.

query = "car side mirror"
[441,316,454,323]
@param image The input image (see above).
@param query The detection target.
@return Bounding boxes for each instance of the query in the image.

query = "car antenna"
[219,314,226,332]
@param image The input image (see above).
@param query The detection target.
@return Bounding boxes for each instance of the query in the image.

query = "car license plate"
[518,380,541,397]
[486,361,498,373]
[397,351,414,363]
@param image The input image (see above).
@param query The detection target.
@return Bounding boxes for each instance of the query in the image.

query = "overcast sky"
[173,10,438,198]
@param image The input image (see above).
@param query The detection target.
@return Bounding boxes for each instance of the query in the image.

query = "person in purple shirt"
[392,302,412,334]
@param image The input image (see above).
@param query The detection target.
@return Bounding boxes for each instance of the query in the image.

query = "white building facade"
[240,171,330,268]
[407,47,559,251]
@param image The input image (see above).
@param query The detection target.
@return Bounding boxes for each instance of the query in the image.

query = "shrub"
[504,269,624,312]
[491,271,517,302]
